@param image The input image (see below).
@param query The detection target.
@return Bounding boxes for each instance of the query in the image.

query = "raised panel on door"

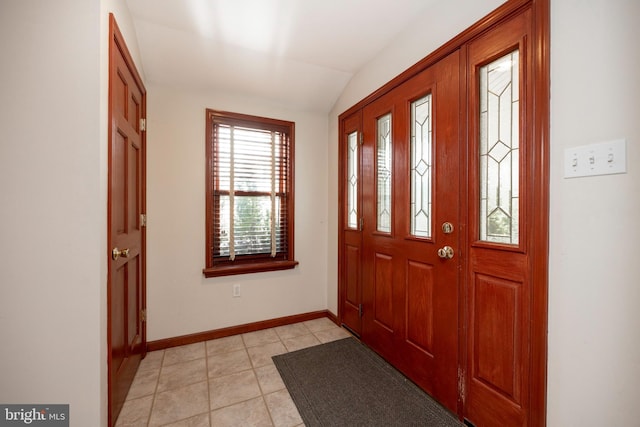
[406,260,434,355]
[342,243,361,332]
[373,252,394,331]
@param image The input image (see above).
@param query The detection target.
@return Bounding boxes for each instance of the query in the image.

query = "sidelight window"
[347,131,359,229]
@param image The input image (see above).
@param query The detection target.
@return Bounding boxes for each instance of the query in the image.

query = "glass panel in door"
[479,50,520,244]
[377,114,392,233]
[410,94,433,238]
[347,131,359,229]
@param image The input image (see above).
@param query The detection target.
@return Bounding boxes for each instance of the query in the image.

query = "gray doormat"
[272,337,463,427]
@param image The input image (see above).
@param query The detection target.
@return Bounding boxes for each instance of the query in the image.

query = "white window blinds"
[212,122,290,261]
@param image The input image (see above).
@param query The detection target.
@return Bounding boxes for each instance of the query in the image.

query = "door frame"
[107,14,147,427]
[337,0,549,424]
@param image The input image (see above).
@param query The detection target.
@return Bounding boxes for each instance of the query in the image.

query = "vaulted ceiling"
[125,0,445,112]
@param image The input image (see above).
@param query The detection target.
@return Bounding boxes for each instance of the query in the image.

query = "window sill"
[203,260,299,278]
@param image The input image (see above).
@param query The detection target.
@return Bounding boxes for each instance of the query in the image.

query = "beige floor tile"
[254,364,286,394]
[126,368,159,400]
[206,335,245,356]
[148,381,209,426]
[163,343,206,366]
[115,395,153,427]
[302,318,337,333]
[157,358,207,392]
[274,323,310,340]
[208,349,252,378]
[162,412,210,427]
[314,327,351,343]
[210,397,273,427]
[264,389,303,427]
[209,370,262,410]
[242,329,280,348]
[138,350,164,372]
[282,334,321,352]
[247,341,288,368]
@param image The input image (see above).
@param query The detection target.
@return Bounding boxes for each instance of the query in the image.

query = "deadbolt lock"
[442,222,454,234]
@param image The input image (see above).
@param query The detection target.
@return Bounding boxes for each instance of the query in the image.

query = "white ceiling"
[126,0,442,112]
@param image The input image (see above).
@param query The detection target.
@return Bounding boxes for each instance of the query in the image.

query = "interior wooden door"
[361,50,460,412]
[339,111,363,336]
[108,14,147,426]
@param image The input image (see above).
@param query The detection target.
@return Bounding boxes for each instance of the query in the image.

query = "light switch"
[564,139,626,178]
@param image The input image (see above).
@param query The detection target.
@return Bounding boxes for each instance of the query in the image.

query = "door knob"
[112,247,130,260]
[437,246,454,259]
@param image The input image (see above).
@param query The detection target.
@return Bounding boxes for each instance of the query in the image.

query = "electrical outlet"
[564,139,627,178]
[232,284,241,298]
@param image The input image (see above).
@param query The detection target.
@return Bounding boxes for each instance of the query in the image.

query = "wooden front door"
[360,51,461,412]
[108,14,147,426]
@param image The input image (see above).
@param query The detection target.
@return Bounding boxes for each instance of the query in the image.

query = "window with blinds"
[204,110,297,277]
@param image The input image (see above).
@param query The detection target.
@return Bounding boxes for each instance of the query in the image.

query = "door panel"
[361,50,460,413]
[465,9,533,427]
[373,252,394,331]
[474,274,520,397]
[406,260,434,354]
[108,14,147,427]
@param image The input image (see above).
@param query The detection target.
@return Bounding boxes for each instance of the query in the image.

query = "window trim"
[203,109,297,278]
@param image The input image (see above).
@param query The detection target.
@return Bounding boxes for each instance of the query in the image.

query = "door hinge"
[140,118,146,132]
[141,309,147,322]
[359,132,364,145]
[458,366,466,402]
[140,213,147,227]
[358,304,363,318]
[359,217,363,231]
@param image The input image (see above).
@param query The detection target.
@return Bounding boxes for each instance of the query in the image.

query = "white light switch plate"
[564,139,627,178]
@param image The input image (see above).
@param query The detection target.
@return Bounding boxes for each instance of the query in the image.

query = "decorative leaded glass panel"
[347,131,358,229]
[410,94,432,238]
[479,50,520,244]
[377,114,392,233]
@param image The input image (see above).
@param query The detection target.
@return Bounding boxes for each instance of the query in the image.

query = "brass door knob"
[437,246,454,259]
[112,247,130,261]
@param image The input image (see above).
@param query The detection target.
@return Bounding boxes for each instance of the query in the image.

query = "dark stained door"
[463,10,538,427]
[339,111,363,335]
[361,51,461,412]
[108,14,147,426]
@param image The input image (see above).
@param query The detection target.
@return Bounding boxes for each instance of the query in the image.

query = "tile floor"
[115,317,352,427]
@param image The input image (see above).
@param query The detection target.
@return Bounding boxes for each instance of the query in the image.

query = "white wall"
[146,85,329,341]
[547,0,640,425]
[0,0,144,425]
[0,0,103,425]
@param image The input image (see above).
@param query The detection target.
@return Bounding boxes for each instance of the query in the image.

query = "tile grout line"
[204,341,212,427]
[120,322,346,426]
[146,349,165,427]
